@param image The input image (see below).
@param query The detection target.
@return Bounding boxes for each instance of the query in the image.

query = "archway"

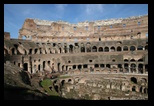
[106,64,110,68]
[98,47,103,52]
[69,45,73,53]
[95,64,99,68]
[132,86,136,92]
[104,47,109,52]
[110,46,115,52]
[130,59,136,62]
[23,63,28,71]
[123,46,128,51]
[124,63,129,73]
[138,64,143,74]
[130,46,136,51]
[43,61,45,69]
[92,46,97,52]
[117,46,122,52]
[29,49,32,54]
[137,45,143,50]
[38,64,41,71]
[145,45,148,51]
[58,63,60,71]
[145,64,148,73]
[130,77,137,84]
[81,47,85,52]
[140,87,143,93]
[73,65,76,69]
[34,48,38,54]
[130,63,136,73]
[61,80,65,86]
[78,65,82,70]
[124,59,128,62]
[12,48,15,55]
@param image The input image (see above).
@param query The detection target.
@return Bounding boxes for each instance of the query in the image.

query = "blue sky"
[4,4,148,38]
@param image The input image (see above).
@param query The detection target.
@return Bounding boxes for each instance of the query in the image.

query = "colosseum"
[4,14,148,100]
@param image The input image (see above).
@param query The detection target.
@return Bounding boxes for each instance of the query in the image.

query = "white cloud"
[85,4,104,15]
[55,4,67,11]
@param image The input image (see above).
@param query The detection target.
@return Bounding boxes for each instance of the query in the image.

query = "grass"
[40,79,59,96]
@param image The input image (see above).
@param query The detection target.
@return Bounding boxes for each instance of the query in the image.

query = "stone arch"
[78,65,82,70]
[110,46,115,52]
[4,48,9,55]
[38,64,41,71]
[132,86,136,92]
[124,59,129,62]
[140,78,147,83]
[104,47,109,52]
[145,45,148,51]
[81,46,85,52]
[137,45,143,50]
[23,63,28,71]
[92,46,97,52]
[34,48,38,54]
[123,46,128,51]
[138,58,143,62]
[61,80,65,86]
[29,49,33,54]
[11,48,16,55]
[106,64,110,68]
[94,64,99,68]
[73,65,76,69]
[124,63,129,73]
[138,64,143,74]
[117,46,122,51]
[98,47,103,52]
[140,86,143,93]
[130,77,137,84]
[69,44,73,53]
[130,59,136,62]
[130,63,136,73]
[86,42,91,52]
[130,46,136,51]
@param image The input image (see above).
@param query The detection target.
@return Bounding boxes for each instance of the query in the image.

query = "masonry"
[4,15,148,99]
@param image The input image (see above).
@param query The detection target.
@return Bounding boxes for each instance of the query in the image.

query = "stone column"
[136,64,138,74]
[85,46,87,53]
[122,64,124,73]
[143,64,145,74]
[128,64,131,73]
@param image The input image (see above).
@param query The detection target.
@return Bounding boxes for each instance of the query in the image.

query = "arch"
[130,59,136,62]
[100,64,104,68]
[64,46,67,53]
[4,48,9,55]
[130,63,136,73]
[69,44,73,53]
[132,86,136,92]
[124,59,128,62]
[145,45,148,51]
[61,80,65,86]
[130,77,137,84]
[118,64,122,72]
[98,47,103,52]
[29,49,33,54]
[138,64,143,74]
[124,63,129,73]
[81,47,85,52]
[86,47,91,52]
[95,64,99,68]
[78,65,82,70]
[117,46,122,51]
[104,47,109,52]
[83,64,88,68]
[34,48,38,54]
[11,48,16,55]
[23,63,28,71]
[18,63,20,67]
[138,59,143,62]
[43,61,45,69]
[123,46,128,51]
[106,64,110,68]
[144,88,147,94]
[140,78,147,83]
[73,65,76,69]
[92,46,97,52]
[137,45,143,50]
[38,64,41,71]
[130,46,136,51]
[110,46,115,52]
[68,79,72,83]
[57,63,60,71]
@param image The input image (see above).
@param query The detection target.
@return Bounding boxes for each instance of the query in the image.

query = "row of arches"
[8,44,148,55]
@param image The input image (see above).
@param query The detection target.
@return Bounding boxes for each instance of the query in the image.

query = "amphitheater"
[4,14,148,100]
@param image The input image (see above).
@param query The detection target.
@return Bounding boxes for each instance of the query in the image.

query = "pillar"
[143,65,145,74]
[128,64,131,73]
[136,64,138,74]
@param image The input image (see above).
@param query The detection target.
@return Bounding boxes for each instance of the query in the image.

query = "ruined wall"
[18,15,148,42]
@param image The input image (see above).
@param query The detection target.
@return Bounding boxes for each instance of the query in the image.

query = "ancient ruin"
[4,14,148,100]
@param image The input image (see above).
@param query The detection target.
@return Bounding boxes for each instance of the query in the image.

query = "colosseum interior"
[4,14,148,100]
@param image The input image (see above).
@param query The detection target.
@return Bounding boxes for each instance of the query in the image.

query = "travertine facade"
[4,14,148,99]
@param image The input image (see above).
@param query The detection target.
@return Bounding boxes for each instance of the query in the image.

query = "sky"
[4,4,148,38]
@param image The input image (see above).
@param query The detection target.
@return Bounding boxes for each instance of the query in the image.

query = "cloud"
[85,4,104,15]
[55,4,67,11]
